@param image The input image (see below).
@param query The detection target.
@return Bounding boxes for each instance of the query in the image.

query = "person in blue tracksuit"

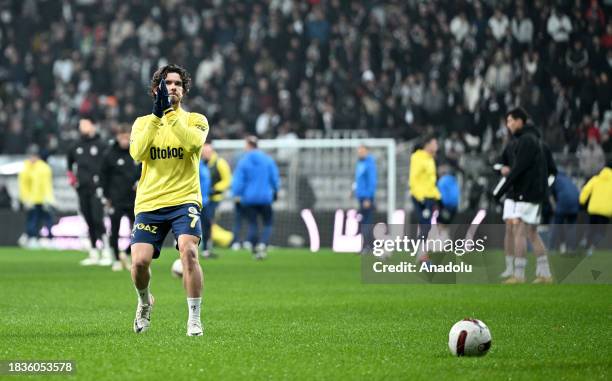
[548,170,579,253]
[198,158,215,259]
[353,145,377,251]
[231,136,280,259]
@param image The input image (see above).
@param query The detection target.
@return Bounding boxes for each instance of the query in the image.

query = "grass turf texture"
[0,247,610,381]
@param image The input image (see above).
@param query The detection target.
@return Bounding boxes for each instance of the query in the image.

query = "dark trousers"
[78,188,106,248]
[243,204,273,247]
[231,202,244,244]
[412,197,437,241]
[201,201,219,250]
[358,199,375,248]
[26,204,54,238]
[586,214,610,249]
[109,203,134,259]
[548,212,577,251]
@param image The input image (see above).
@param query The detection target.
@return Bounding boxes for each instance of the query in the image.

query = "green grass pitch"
[0,247,610,380]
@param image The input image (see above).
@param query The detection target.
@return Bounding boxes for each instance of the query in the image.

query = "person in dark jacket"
[493,107,553,284]
[67,116,111,266]
[548,170,579,253]
[99,124,141,271]
[231,136,280,259]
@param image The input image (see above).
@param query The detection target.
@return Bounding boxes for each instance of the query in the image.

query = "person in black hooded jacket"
[99,124,142,271]
[493,107,554,284]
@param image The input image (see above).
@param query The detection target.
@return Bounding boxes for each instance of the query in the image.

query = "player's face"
[425,138,438,154]
[117,133,130,149]
[164,72,184,105]
[357,146,367,158]
[506,116,523,134]
[79,119,95,136]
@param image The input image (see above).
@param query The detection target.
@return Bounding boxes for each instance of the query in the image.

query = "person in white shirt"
[488,8,509,42]
[547,8,572,43]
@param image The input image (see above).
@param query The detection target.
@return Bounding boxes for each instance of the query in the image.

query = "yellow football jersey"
[130,107,209,215]
[19,159,55,205]
[409,149,441,202]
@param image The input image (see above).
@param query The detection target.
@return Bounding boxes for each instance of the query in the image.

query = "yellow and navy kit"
[19,159,55,205]
[409,149,441,202]
[130,107,209,215]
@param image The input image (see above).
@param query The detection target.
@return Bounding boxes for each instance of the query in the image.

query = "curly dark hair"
[149,64,192,99]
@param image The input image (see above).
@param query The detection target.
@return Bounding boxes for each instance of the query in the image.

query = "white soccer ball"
[448,318,492,357]
[171,259,183,278]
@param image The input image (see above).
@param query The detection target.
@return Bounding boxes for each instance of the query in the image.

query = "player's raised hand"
[152,78,173,118]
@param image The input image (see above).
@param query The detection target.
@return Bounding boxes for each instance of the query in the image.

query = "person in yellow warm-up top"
[18,145,55,249]
[409,134,441,265]
[129,64,209,337]
[200,142,232,259]
[579,159,612,256]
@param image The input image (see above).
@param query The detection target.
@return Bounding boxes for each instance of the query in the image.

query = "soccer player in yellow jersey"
[409,134,441,264]
[129,64,209,336]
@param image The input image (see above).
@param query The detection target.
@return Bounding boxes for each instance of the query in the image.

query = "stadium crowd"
[1,0,612,165]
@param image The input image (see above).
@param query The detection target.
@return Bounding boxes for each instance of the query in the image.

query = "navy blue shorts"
[130,203,202,258]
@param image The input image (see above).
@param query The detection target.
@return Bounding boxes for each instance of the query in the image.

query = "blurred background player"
[548,170,580,254]
[436,163,460,241]
[409,135,441,264]
[231,136,280,260]
[493,108,553,284]
[495,135,519,278]
[497,123,557,277]
[99,124,141,271]
[578,160,612,256]
[198,151,214,259]
[129,64,209,336]
[353,144,377,254]
[18,145,55,249]
[67,117,111,266]
[200,142,232,258]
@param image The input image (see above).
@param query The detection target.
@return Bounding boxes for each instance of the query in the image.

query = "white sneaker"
[499,268,514,278]
[26,237,40,249]
[133,295,154,334]
[255,243,268,260]
[98,248,113,266]
[111,261,123,272]
[80,249,100,266]
[231,242,241,251]
[17,234,28,248]
[187,319,203,336]
[243,241,253,251]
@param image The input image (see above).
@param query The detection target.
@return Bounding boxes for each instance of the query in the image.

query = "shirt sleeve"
[130,116,161,162]
[166,111,208,152]
[231,160,246,198]
[18,166,30,204]
[579,177,595,205]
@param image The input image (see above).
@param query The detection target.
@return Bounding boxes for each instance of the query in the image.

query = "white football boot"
[133,295,155,334]
[187,319,203,336]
